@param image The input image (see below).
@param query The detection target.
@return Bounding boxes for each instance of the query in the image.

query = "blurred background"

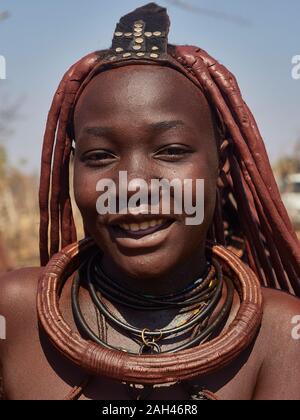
[0,0,300,272]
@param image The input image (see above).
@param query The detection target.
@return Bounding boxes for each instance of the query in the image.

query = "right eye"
[81,150,118,167]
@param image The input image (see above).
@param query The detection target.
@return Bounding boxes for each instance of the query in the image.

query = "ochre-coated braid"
[38,45,300,295]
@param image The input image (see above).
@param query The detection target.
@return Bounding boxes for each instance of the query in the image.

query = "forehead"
[74,64,215,137]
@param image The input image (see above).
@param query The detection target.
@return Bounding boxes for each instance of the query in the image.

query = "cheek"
[203,169,218,213]
[73,163,100,218]
[170,159,217,218]
[187,166,217,233]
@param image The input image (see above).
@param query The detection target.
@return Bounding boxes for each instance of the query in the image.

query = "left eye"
[87,152,114,160]
[154,146,192,161]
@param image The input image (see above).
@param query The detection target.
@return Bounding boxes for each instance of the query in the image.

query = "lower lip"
[107,220,175,249]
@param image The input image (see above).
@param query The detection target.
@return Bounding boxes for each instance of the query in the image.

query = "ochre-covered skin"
[1,264,300,400]
[38,44,300,295]
[37,239,263,385]
[73,64,218,291]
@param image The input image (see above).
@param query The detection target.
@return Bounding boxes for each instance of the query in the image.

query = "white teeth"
[130,223,140,232]
[140,222,150,230]
[119,219,166,232]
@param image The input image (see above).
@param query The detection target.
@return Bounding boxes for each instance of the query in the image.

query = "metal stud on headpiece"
[109,3,170,61]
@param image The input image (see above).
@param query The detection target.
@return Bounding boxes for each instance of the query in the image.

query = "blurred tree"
[0,9,39,270]
[293,137,300,161]
[0,11,9,22]
[273,139,300,182]
[0,94,19,272]
[0,89,40,270]
[0,144,6,179]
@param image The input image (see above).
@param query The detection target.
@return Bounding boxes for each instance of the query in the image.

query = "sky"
[0,0,300,173]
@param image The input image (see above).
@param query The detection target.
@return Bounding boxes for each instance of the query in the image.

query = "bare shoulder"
[253,288,300,400]
[0,267,43,356]
[260,287,300,350]
[0,267,43,311]
[261,287,300,332]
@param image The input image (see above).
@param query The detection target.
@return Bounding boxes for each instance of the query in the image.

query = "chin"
[107,248,180,281]
[89,216,207,281]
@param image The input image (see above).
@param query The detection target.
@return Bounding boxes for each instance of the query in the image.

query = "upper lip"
[105,214,176,226]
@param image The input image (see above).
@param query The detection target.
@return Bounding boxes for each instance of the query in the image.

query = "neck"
[100,247,208,297]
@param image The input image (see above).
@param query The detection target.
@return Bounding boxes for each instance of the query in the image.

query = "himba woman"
[1,3,300,400]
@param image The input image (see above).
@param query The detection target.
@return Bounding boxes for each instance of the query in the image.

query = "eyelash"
[81,145,193,167]
[82,150,117,166]
[154,145,192,161]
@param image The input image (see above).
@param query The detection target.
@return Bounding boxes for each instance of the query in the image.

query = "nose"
[122,152,151,179]
[118,152,159,190]
[116,153,163,212]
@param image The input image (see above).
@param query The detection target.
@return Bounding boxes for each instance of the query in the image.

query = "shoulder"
[260,287,300,351]
[0,268,43,355]
[253,287,300,400]
[261,287,300,332]
[0,267,43,311]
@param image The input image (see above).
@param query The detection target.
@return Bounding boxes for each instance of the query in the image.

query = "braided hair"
[38,9,300,296]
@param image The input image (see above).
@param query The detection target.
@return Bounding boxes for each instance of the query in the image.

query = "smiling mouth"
[110,218,175,239]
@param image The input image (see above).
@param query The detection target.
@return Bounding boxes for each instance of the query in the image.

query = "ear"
[217,139,231,189]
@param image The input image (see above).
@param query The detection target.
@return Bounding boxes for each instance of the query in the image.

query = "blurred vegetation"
[273,139,300,186]
[0,94,39,272]
[0,94,83,272]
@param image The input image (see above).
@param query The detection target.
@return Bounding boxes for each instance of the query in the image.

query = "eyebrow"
[84,120,186,138]
[84,126,112,137]
[149,120,186,132]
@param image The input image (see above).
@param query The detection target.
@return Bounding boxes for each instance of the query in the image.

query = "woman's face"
[74,64,219,281]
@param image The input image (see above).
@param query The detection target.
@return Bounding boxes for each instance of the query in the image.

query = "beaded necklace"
[37,238,263,394]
